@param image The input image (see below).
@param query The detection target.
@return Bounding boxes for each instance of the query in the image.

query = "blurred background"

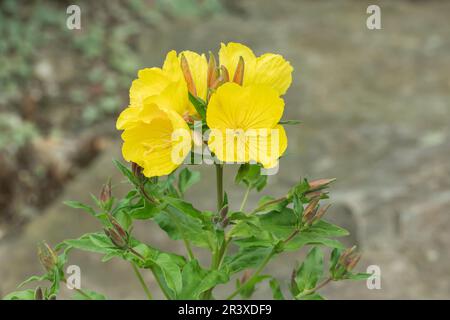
[0,0,449,299]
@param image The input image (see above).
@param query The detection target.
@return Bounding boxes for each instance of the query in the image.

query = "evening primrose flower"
[218,42,293,95]
[206,82,287,168]
[116,50,207,130]
[120,102,191,177]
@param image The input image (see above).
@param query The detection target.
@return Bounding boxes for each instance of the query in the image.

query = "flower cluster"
[117,42,293,177]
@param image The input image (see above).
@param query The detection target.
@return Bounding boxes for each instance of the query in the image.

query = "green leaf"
[155,205,213,249]
[178,167,200,195]
[163,197,205,221]
[129,200,160,220]
[256,196,289,214]
[238,275,270,299]
[73,289,107,300]
[345,272,372,280]
[295,247,324,293]
[279,120,301,125]
[113,159,137,185]
[188,92,207,120]
[297,293,324,300]
[269,278,285,300]
[18,275,48,288]
[3,289,35,300]
[309,220,349,237]
[223,247,273,275]
[178,260,228,299]
[235,163,267,191]
[155,253,183,294]
[64,233,114,254]
[63,200,96,217]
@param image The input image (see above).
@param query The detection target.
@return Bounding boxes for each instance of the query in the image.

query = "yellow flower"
[219,42,293,95]
[116,50,207,130]
[206,83,287,168]
[121,102,191,177]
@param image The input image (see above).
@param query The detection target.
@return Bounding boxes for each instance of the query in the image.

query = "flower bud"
[220,65,230,83]
[302,197,320,224]
[110,217,128,241]
[37,242,58,272]
[312,204,331,223]
[131,162,145,182]
[180,54,197,97]
[232,56,245,85]
[100,179,112,203]
[207,51,219,89]
[104,228,127,249]
[338,246,361,271]
[307,178,336,193]
[34,287,44,300]
[240,270,252,285]
[219,204,229,227]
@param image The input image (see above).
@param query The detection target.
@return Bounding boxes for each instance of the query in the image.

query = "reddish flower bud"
[232,56,245,85]
[100,179,112,203]
[37,242,58,272]
[180,54,197,97]
[307,178,336,192]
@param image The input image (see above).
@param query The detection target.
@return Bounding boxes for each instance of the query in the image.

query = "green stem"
[62,278,92,300]
[215,164,223,211]
[131,262,153,300]
[300,277,333,297]
[239,186,251,212]
[226,248,276,300]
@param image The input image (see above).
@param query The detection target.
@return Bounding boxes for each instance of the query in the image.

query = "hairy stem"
[131,262,153,300]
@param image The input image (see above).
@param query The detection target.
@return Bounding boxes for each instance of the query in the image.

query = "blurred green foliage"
[0,0,222,150]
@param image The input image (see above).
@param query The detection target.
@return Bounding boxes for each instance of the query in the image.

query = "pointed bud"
[110,217,128,241]
[221,65,230,83]
[104,228,127,249]
[307,178,336,193]
[240,270,252,285]
[34,287,44,300]
[37,242,58,272]
[180,54,197,97]
[302,197,320,223]
[100,179,112,203]
[207,51,219,89]
[346,253,362,271]
[131,162,145,181]
[338,246,357,266]
[313,204,331,223]
[232,56,245,85]
[305,191,323,201]
[219,204,229,227]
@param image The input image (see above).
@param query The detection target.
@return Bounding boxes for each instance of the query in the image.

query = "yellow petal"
[143,80,190,116]
[129,68,171,106]
[206,83,284,130]
[219,42,257,85]
[254,53,293,95]
[116,106,141,130]
[121,106,191,177]
[246,125,287,168]
[180,50,208,101]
